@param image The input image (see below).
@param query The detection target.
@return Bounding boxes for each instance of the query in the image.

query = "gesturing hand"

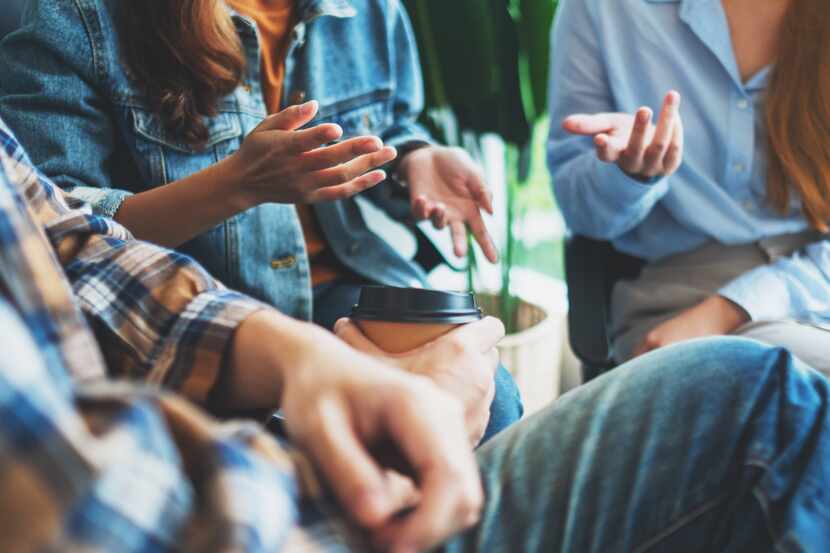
[563,91,684,181]
[632,295,750,359]
[278,324,483,553]
[231,100,398,205]
[401,146,499,263]
[335,317,505,446]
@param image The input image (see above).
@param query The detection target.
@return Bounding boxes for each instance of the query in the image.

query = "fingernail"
[301,100,317,115]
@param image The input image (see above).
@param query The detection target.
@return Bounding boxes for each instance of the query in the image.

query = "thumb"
[562,113,617,136]
[335,318,387,356]
[255,100,319,132]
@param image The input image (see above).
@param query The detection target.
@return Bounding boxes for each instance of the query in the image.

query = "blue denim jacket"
[0,0,433,320]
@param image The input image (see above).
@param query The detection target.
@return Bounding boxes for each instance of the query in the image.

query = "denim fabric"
[312,279,524,443]
[439,337,830,552]
[0,0,433,321]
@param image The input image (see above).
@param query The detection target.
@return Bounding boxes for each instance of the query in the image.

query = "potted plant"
[404,0,567,413]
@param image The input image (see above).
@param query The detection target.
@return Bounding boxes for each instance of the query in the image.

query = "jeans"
[302,338,830,552]
[313,279,524,444]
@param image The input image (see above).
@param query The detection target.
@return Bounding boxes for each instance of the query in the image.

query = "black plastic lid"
[351,286,482,324]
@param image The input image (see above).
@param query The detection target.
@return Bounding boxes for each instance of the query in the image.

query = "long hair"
[766,0,830,231]
[120,0,245,148]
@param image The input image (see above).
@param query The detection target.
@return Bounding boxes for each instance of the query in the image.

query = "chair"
[0,0,23,40]
[565,235,645,381]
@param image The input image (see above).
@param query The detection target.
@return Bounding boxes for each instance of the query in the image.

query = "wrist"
[230,310,316,410]
[218,152,260,211]
[710,295,750,332]
[396,143,433,182]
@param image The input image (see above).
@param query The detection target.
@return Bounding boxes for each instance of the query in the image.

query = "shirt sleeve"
[546,0,670,240]
[719,239,830,324]
[2,116,266,406]
[0,0,133,218]
[0,296,300,552]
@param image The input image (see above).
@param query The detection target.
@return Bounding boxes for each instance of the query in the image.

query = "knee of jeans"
[652,337,797,392]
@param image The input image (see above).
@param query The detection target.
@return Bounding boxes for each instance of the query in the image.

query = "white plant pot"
[478,271,569,415]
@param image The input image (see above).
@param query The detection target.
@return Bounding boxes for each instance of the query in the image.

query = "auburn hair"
[120,0,245,148]
[766,0,830,231]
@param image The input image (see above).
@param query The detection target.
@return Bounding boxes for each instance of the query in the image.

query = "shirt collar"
[228,0,355,27]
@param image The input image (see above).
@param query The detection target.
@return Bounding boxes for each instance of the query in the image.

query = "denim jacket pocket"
[128,107,244,185]
[315,88,393,138]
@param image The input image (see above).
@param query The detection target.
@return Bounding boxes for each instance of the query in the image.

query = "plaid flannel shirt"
[0,119,362,552]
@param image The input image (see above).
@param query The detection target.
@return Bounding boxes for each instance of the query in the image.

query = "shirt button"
[348,243,360,255]
[742,200,754,211]
[737,99,750,110]
[290,90,307,105]
[734,163,746,173]
[271,256,297,270]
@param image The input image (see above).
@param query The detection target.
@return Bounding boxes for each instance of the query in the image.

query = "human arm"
[0,0,396,248]
[547,0,677,240]
[633,239,830,357]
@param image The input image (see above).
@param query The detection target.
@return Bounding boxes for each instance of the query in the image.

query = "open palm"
[401,146,499,263]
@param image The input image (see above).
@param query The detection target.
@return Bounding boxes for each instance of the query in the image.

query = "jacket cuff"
[68,186,133,219]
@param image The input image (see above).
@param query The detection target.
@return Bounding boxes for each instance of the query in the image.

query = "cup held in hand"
[351,286,482,353]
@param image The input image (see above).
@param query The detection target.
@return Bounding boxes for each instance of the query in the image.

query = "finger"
[308,147,397,189]
[594,134,622,163]
[430,203,448,230]
[304,170,387,203]
[256,100,320,132]
[374,397,481,553]
[445,317,506,353]
[334,318,389,357]
[412,195,432,221]
[642,91,681,176]
[300,136,388,172]
[304,397,397,529]
[450,222,467,258]
[619,107,652,172]
[286,123,344,155]
[561,113,617,135]
[662,114,684,174]
[467,172,494,216]
[468,214,499,264]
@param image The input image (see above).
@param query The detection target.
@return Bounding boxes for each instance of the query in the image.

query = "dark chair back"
[565,235,644,381]
[0,0,24,41]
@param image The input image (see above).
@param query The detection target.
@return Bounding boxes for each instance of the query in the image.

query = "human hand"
[335,317,504,446]
[633,295,750,358]
[401,146,499,263]
[562,91,684,181]
[276,323,483,553]
[231,100,398,206]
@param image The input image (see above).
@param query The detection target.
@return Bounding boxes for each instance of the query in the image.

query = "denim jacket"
[0,0,433,320]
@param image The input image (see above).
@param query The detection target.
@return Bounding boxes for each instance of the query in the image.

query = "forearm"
[116,154,253,247]
[225,310,328,411]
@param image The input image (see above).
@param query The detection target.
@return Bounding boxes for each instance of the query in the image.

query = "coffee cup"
[350,286,482,354]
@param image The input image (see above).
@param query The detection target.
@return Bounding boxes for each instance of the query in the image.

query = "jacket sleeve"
[546,0,670,240]
[0,0,133,218]
[363,1,434,221]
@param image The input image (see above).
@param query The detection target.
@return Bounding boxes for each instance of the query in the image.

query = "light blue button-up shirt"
[547,0,830,326]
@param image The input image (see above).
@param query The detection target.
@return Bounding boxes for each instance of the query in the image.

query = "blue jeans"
[441,337,830,552]
[313,280,524,443]
[301,337,830,551]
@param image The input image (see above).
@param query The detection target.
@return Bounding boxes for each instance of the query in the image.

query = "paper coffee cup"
[351,286,483,354]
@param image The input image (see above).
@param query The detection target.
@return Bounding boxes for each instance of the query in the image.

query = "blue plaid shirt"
[0,119,362,551]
